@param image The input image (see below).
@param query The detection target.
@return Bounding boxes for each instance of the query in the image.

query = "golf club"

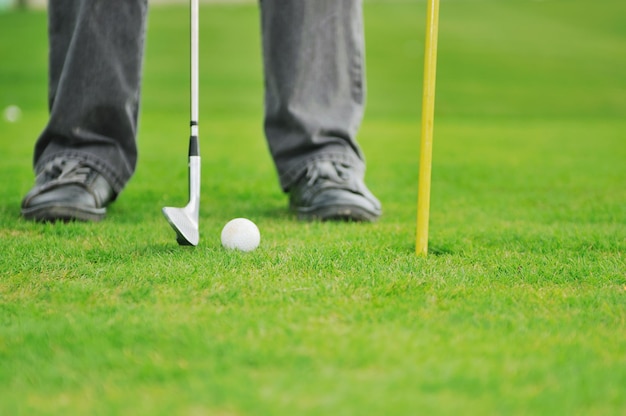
[416,0,440,256]
[163,0,200,246]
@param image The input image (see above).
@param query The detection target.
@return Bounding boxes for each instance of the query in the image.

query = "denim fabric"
[260,0,366,190]
[35,0,148,194]
[33,0,367,194]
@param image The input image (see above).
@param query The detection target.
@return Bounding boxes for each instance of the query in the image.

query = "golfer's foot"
[21,157,115,222]
[289,160,382,222]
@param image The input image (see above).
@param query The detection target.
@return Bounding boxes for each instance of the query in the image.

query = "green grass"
[1,1,625,414]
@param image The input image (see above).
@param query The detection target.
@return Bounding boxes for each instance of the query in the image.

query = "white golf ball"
[221,218,260,252]
[3,105,22,123]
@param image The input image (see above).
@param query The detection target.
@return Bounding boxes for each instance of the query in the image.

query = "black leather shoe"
[21,157,116,222]
[289,160,382,222]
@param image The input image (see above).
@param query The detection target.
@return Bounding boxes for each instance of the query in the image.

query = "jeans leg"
[260,0,367,191]
[34,0,148,194]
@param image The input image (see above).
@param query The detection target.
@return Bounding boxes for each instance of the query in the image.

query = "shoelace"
[304,161,351,187]
[40,158,91,184]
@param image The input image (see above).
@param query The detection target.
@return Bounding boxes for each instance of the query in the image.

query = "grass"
[1,1,625,414]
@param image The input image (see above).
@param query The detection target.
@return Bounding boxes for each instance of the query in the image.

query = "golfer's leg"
[260,0,367,191]
[34,0,148,193]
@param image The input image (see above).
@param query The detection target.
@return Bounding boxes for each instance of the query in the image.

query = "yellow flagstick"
[416,0,440,256]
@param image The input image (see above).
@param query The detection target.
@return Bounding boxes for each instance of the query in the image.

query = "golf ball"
[221,218,260,252]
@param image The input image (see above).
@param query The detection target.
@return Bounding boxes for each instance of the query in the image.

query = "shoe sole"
[293,204,380,222]
[21,205,106,222]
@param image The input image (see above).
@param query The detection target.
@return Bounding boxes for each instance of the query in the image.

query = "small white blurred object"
[0,0,15,11]
[3,105,22,123]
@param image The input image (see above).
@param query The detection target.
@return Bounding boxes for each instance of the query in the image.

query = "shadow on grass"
[428,245,457,256]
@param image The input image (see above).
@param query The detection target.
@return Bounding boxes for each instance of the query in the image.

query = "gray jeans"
[34,0,367,194]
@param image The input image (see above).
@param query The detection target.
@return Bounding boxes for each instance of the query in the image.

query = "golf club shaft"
[190,0,199,155]
[188,0,200,206]
[416,0,440,256]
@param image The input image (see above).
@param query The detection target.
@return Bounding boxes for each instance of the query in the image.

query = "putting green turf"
[1,1,625,414]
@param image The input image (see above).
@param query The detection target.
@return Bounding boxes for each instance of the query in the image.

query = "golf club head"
[162,205,199,246]
[163,155,200,246]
